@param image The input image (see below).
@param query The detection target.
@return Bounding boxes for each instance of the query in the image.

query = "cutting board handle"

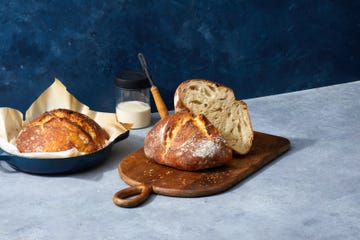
[113,184,152,208]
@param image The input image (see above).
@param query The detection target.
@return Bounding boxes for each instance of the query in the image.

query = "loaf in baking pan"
[16,108,109,153]
[144,111,232,171]
[174,79,254,155]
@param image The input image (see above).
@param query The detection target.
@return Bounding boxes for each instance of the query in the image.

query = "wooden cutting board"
[113,131,290,207]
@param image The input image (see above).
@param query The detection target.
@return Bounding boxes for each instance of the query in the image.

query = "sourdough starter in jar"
[115,71,151,129]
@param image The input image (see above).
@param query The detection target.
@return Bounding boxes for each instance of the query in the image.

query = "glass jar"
[115,71,151,129]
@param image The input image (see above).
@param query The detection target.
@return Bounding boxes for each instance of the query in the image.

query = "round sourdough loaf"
[16,108,109,154]
[174,79,254,155]
[144,111,232,171]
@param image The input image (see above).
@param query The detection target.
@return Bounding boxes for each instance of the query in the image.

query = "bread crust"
[16,109,109,153]
[144,111,232,171]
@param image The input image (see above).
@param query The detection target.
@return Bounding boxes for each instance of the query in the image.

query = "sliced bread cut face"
[174,79,254,154]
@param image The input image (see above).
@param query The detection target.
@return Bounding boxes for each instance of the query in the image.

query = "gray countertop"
[1,81,359,240]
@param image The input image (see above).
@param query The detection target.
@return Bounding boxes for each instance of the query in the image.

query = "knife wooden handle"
[151,86,169,119]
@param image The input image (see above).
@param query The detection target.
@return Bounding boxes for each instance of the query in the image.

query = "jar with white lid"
[115,71,151,129]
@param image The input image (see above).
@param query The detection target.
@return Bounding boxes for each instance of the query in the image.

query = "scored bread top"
[144,111,232,171]
[174,79,254,154]
[16,108,109,153]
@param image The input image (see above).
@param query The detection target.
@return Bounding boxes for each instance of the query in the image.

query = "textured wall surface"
[0,0,359,113]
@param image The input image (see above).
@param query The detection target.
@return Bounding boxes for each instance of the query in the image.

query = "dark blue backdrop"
[0,0,359,113]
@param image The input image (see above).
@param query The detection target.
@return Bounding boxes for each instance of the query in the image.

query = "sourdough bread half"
[144,111,232,171]
[174,79,254,154]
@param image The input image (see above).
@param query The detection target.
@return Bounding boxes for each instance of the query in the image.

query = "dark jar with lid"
[114,71,151,128]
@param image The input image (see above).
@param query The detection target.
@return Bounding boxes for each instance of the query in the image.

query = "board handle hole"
[113,184,152,208]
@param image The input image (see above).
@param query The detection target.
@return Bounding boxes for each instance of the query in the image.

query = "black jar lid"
[115,70,151,89]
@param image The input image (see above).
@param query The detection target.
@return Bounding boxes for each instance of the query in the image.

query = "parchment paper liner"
[0,78,130,158]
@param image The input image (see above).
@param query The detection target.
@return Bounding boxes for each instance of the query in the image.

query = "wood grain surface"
[117,131,290,199]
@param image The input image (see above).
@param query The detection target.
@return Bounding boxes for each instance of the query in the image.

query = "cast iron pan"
[0,131,129,175]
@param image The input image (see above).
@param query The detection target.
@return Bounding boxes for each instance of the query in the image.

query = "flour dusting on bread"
[144,111,232,171]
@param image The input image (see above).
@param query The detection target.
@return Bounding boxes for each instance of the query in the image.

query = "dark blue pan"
[0,131,129,175]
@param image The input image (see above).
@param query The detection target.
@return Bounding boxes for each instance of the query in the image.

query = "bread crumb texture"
[175,79,254,154]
